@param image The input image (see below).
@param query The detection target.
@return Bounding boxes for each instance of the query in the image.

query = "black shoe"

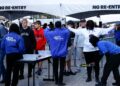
[95,78,100,83]
[86,78,92,82]
[112,82,117,85]
[55,82,58,85]
[68,71,76,75]
[19,75,24,80]
[0,80,5,83]
[36,69,42,75]
[58,82,66,86]
[63,71,70,76]
[95,82,106,86]
[112,82,120,86]
[28,74,32,78]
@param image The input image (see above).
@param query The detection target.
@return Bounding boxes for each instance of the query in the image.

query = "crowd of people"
[0,18,120,86]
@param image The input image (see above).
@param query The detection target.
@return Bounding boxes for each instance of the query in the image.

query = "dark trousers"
[84,51,102,79]
[116,40,120,46]
[101,54,120,85]
[53,57,65,83]
[19,50,34,76]
[5,53,22,86]
[0,49,6,81]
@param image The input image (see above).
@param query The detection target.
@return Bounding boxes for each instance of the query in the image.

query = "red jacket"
[33,28,46,50]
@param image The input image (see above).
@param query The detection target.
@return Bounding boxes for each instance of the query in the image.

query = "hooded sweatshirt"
[20,27,36,53]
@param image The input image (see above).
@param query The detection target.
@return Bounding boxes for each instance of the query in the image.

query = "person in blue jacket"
[1,23,25,86]
[44,21,70,86]
[114,22,120,46]
[0,23,8,83]
[89,35,120,86]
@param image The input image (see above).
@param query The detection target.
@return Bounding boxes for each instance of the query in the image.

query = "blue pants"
[0,49,6,81]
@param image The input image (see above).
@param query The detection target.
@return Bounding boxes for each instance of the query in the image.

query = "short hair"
[9,23,20,34]
[49,22,54,30]
[34,21,41,25]
[55,21,61,28]
[67,20,75,28]
[43,23,47,29]
[89,35,99,47]
[67,20,74,25]
[86,20,95,30]
[22,18,28,23]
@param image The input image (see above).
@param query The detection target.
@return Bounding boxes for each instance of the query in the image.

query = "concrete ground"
[0,57,116,86]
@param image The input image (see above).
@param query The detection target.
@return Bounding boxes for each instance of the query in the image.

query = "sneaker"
[19,75,24,80]
[0,80,5,83]
[36,69,42,75]
[112,82,117,85]
[68,71,76,75]
[86,78,92,82]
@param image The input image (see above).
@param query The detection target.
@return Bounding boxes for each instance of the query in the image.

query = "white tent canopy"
[0,0,120,20]
[0,0,62,20]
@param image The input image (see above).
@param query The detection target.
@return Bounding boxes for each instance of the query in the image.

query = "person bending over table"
[89,35,120,86]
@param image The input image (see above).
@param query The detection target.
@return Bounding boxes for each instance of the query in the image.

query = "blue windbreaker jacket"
[1,32,25,54]
[44,28,70,58]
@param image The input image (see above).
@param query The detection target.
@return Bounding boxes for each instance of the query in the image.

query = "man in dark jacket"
[19,19,36,79]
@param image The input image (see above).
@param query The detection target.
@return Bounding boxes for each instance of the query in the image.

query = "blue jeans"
[0,49,6,81]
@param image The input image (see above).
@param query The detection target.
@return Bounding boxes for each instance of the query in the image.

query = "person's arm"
[67,26,82,35]
[1,36,5,53]
[30,30,36,50]
[44,29,50,44]
[0,29,2,42]
[100,26,114,35]
[19,37,25,54]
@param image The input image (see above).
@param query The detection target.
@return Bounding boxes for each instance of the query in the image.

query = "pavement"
[0,56,116,86]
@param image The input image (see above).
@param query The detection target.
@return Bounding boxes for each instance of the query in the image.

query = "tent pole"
[97,15,102,28]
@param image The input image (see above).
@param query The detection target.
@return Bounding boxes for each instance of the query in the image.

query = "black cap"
[67,20,74,25]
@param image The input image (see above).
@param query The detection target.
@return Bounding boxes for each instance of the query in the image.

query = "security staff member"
[89,35,120,86]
